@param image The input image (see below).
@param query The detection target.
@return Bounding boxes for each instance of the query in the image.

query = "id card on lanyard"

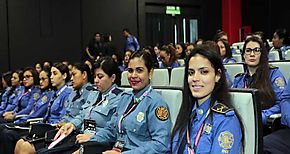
[186,108,211,154]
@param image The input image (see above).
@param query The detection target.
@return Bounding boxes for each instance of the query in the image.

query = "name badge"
[83,119,96,134]
[113,140,125,152]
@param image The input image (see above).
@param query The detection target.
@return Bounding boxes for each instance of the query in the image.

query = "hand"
[75,134,94,144]
[4,112,14,120]
[54,123,75,140]
[3,111,13,117]
[102,150,121,154]
[72,149,80,154]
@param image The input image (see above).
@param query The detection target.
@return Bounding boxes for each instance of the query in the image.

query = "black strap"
[92,93,103,106]
[43,93,58,123]
[123,97,136,114]
[71,90,81,102]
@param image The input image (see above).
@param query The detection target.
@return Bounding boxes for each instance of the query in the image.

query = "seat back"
[285,49,290,60]
[121,71,130,86]
[230,88,262,154]
[269,61,290,82]
[232,54,243,63]
[177,59,185,66]
[170,67,185,88]
[232,42,244,50]
[269,50,280,61]
[155,89,182,128]
[152,69,170,86]
[224,63,245,80]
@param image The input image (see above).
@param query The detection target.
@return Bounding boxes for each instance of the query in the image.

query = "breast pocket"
[196,133,212,153]
[126,112,149,138]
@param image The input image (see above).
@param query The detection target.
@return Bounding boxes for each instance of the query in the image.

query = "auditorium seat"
[230,88,263,154]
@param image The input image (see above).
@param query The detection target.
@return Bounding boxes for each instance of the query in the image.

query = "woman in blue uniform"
[0,70,23,116]
[216,39,236,64]
[0,68,54,154]
[13,62,72,154]
[0,67,41,123]
[76,50,171,154]
[232,36,286,122]
[0,71,12,113]
[35,56,123,153]
[170,45,243,154]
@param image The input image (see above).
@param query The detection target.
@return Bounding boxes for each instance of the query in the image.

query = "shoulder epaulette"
[234,73,243,78]
[86,85,97,91]
[211,103,233,114]
[112,88,123,95]
[269,64,278,69]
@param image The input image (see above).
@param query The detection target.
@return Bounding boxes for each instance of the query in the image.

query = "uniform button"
[99,110,101,112]
[198,109,203,115]
[133,129,136,132]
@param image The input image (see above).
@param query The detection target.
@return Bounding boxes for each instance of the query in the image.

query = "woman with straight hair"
[232,37,286,112]
[170,45,243,153]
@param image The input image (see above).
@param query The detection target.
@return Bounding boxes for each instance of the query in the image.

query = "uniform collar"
[79,82,91,95]
[133,84,151,98]
[192,97,211,120]
[102,84,117,96]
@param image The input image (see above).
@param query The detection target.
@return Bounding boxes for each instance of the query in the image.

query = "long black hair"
[73,62,93,84]
[52,62,70,83]
[171,45,240,152]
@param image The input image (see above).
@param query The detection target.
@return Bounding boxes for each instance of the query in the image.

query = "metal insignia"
[136,112,145,122]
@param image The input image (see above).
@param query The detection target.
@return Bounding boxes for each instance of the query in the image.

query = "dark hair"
[176,43,186,59]
[2,71,12,87]
[274,28,290,45]
[12,69,24,85]
[52,62,70,83]
[129,50,154,72]
[171,45,243,152]
[143,46,159,68]
[23,67,39,86]
[160,44,178,66]
[43,61,52,70]
[213,30,228,41]
[94,32,101,37]
[203,41,220,56]
[94,56,121,86]
[254,31,270,52]
[122,28,130,34]
[242,36,275,109]
[40,67,52,90]
[217,39,233,58]
[72,62,93,84]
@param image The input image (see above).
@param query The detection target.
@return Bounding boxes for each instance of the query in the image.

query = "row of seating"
[119,87,263,154]
[121,60,290,88]
[121,67,185,88]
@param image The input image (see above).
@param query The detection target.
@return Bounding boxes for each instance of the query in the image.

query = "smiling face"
[187,54,220,104]
[243,41,261,67]
[127,57,152,91]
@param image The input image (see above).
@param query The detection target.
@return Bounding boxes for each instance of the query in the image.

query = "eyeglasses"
[244,48,261,55]
[40,77,48,81]
[23,75,33,79]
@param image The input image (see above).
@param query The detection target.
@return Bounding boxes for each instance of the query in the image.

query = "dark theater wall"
[0,0,222,72]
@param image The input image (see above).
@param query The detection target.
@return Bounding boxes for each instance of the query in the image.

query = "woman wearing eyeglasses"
[0,67,41,124]
[232,36,286,121]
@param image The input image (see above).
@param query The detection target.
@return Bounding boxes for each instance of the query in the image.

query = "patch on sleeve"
[34,93,40,100]
[155,106,169,121]
[41,96,48,104]
[218,131,234,153]
[275,77,285,89]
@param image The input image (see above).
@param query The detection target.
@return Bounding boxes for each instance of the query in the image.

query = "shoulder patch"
[155,106,169,121]
[269,64,278,69]
[275,77,285,89]
[218,131,234,152]
[234,73,243,78]
[86,85,97,91]
[211,103,233,114]
[33,93,40,100]
[112,88,123,95]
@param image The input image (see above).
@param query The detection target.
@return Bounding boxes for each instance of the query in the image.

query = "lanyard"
[186,108,210,154]
[118,86,151,134]
[18,88,31,101]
